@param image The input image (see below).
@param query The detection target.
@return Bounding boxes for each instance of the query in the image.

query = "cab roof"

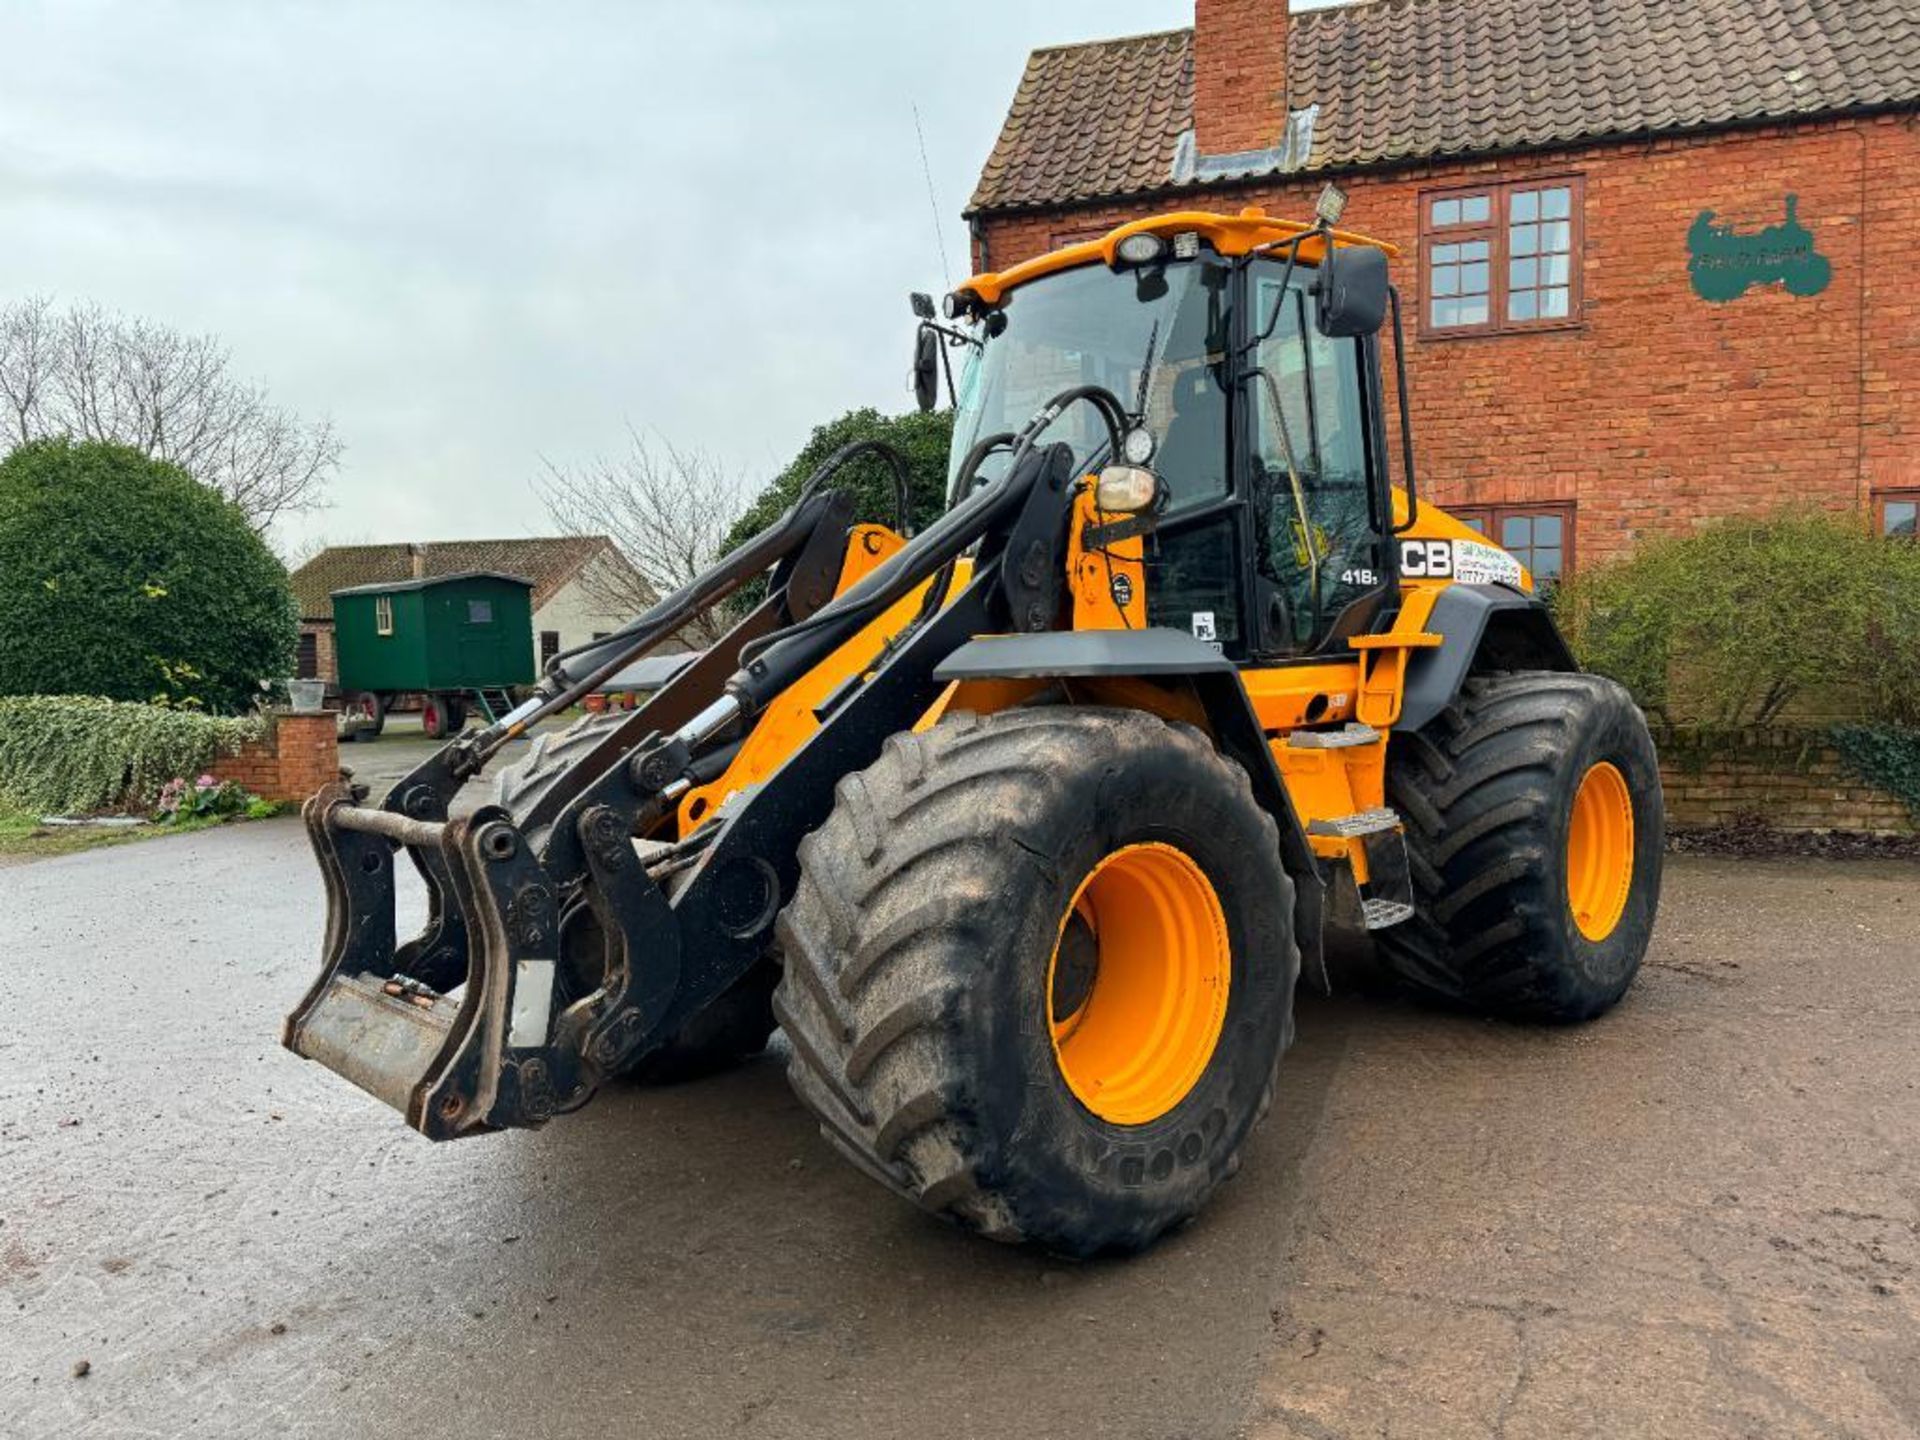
[956,207,1399,308]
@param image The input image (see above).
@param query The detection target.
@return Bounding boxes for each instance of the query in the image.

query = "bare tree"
[0,297,338,529]
[537,428,752,647]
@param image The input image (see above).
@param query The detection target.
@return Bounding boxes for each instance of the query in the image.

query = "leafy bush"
[0,438,298,711]
[0,695,262,814]
[1552,509,1920,730]
[722,407,955,558]
[154,773,275,824]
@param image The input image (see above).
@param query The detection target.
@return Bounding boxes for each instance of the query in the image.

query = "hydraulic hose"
[727,383,1130,715]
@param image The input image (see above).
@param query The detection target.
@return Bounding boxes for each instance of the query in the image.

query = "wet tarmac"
[2,823,1916,1438]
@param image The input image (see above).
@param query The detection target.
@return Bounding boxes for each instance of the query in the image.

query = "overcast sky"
[0,1,1336,558]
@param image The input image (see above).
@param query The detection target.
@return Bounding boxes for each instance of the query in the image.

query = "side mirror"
[911,326,941,413]
[1315,245,1389,338]
[909,292,936,320]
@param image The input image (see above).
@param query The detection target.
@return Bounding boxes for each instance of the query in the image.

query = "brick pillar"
[1193,0,1290,157]
[208,711,339,804]
[273,712,340,801]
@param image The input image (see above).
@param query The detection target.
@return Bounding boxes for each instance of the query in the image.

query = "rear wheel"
[421,694,466,739]
[1377,672,1664,1021]
[775,707,1299,1257]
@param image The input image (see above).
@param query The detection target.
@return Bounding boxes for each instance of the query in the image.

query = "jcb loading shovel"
[285,437,1083,1136]
[286,206,1660,1255]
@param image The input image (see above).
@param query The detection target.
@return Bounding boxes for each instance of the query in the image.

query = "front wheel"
[1376,672,1664,1022]
[774,707,1299,1257]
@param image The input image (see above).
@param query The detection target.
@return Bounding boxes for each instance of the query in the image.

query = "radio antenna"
[912,102,953,289]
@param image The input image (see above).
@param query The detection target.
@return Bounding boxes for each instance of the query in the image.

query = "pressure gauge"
[1122,426,1156,465]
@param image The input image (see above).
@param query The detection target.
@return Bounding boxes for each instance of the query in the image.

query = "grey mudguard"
[1398,584,1579,733]
[934,627,1237,681]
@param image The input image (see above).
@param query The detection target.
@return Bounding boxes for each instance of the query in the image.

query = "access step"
[1287,723,1382,750]
[1307,806,1401,839]
[1360,897,1416,930]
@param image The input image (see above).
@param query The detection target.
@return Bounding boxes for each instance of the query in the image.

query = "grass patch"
[0,801,287,863]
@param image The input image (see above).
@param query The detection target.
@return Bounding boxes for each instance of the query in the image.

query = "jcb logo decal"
[1400,540,1453,578]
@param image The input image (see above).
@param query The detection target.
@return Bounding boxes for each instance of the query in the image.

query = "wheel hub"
[1567,760,1635,941]
[1046,842,1231,1126]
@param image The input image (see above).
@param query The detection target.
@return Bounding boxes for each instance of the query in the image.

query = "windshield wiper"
[1131,318,1161,424]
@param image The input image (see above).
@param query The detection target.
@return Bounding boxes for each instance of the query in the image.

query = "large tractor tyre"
[1377,671,1664,1023]
[774,707,1299,1258]
[501,710,781,1085]
[548,908,779,1088]
[625,958,779,1085]
[493,707,631,818]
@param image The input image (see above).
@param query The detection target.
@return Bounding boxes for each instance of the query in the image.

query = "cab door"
[1239,256,1395,659]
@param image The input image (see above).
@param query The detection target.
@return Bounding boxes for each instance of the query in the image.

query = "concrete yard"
[2,825,1915,1439]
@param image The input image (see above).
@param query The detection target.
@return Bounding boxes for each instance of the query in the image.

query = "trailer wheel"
[1376,672,1664,1022]
[421,694,464,739]
[341,690,385,742]
[775,707,1298,1257]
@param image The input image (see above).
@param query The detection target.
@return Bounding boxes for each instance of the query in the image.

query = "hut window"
[467,599,493,624]
[375,595,394,635]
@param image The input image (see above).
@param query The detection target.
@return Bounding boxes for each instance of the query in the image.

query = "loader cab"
[947,216,1401,663]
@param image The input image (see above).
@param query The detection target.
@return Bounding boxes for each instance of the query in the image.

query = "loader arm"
[285,432,1087,1137]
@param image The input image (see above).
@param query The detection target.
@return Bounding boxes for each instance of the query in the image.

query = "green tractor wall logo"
[1688,194,1831,303]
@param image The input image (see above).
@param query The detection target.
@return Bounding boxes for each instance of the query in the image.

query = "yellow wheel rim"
[1567,761,1635,942]
[1046,842,1231,1126]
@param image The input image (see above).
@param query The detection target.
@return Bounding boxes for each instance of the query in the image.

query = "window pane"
[1509,290,1538,322]
[1432,198,1460,226]
[1432,266,1459,298]
[1510,190,1539,223]
[1431,297,1457,327]
[1457,297,1489,326]
[1533,515,1562,545]
[1510,257,1538,289]
[1543,254,1571,286]
[1532,547,1563,579]
[1540,287,1571,319]
[1540,187,1571,221]
[1502,516,1533,548]
[1460,261,1489,296]
[1511,224,1539,257]
[1460,195,1491,224]
[467,599,492,624]
[1432,242,1458,265]
[1543,220,1572,253]
[1887,501,1918,537]
[1460,514,1488,534]
[1460,239,1490,262]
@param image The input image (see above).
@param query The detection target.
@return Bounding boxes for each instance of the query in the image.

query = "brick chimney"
[1192,0,1290,157]
[407,542,427,579]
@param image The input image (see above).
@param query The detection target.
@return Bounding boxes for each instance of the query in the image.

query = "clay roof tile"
[968,0,1919,214]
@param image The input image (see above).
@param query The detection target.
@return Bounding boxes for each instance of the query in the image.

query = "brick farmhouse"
[965,0,1920,579]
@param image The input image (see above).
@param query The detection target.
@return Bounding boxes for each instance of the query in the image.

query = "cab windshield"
[950,260,1230,511]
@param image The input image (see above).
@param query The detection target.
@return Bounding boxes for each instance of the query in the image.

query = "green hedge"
[1552,509,1920,731]
[0,695,264,815]
[1831,723,1920,823]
